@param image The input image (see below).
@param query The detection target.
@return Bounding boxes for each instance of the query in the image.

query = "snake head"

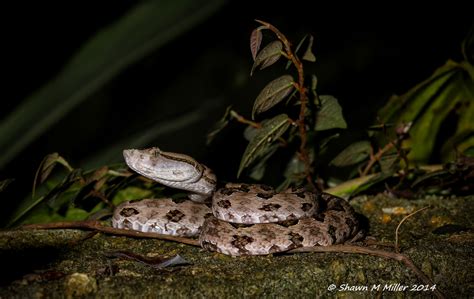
[123,147,203,183]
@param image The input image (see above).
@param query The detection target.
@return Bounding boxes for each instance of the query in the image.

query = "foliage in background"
[0,0,226,170]
[377,59,474,164]
[208,21,474,197]
[208,20,351,191]
[1,21,473,227]
[4,153,170,227]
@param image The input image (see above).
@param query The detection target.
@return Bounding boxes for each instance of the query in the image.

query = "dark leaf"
[302,34,316,62]
[252,75,294,119]
[377,60,474,163]
[238,114,290,177]
[284,154,305,179]
[206,106,233,145]
[243,124,259,142]
[379,154,400,174]
[0,178,14,193]
[330,141,371,167]
[33,153,74,198]
[0,1,226,169]
[314,95,347,131]
[251,41,283,75]
[250,27,263,60]
[350,172,392,197]
[6,169,84,226]
[249,144,279,180]
[105,251,191,269]
[285,34,308,69]
[411,169,449,189]
[310,74,318,98]
[86,166,109,184]
[73,180,98,206]
[46,169,84,205]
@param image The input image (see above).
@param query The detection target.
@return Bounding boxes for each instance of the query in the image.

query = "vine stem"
[394,206,430,253]
[21,221,200,246]
[255,20,315,191]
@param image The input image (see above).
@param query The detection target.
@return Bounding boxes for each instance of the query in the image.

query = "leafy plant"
[5,20,473,227]
[5,153,166,227]
[208,21,474,198]
[208,20,351,190]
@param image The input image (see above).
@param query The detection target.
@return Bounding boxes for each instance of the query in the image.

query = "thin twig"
[362,142,395,176]
[21,221,200,247]
[230,110,261,128]
[255,19,315,191]
[395,206,430,253]
[288,245,445,299]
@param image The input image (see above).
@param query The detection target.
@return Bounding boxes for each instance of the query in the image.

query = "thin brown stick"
[230,110,261,128]
[361,142,394,176]
[288,245,445,299]
[255,19,315,191]
[21,221,200,247]
[395,206,430,253]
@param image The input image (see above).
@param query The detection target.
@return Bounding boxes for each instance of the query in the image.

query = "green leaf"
[249,144,279,180]
[403,63,474,162]
[376,60,474,163]
[314,95,347,130]
[112,186,154,206]
[330,141,371,167]
[350,172,392,197]
[379,154,400,173]
[378,63,457,124]
[238,114,290,177]
[250,26,265,60]
[302,34,316,62]
[252,75,295,119]
[285,34,308,69]
[64,208,90,221]
[7,169,84,227]
[310,74,318,98]
[206,106,233,145]
[32,153,74,198]
[0,0,226,169]
[250,41,283,75]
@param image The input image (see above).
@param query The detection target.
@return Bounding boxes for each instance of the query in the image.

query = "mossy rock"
[0,195,472,298]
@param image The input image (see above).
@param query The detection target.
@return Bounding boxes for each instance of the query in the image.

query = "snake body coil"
[113,148,362,256]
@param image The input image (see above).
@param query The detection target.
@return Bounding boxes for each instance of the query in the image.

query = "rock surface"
[0,194,472,298]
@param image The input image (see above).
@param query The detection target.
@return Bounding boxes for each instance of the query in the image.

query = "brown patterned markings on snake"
[113,198,211,237]
[113,148,363,256]
[212,183,318,224]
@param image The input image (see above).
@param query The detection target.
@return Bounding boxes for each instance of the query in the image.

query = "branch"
[255,19,315,190]
[21,221,200,247]
[362,141,394,176]
[230,110,261,129]
[288,245,445,299]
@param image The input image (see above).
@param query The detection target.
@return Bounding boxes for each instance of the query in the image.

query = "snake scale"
[112,148,362,256]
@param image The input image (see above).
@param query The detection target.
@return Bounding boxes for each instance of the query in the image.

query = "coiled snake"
[112,148,362,256]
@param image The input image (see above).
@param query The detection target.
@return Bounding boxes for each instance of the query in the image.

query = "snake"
[112,147,362,256]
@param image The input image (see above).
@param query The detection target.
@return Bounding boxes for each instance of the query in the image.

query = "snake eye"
[153,148,161,157]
